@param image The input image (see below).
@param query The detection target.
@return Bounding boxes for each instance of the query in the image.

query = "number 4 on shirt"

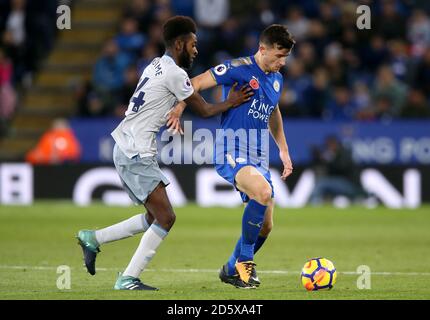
[131,77,149,112]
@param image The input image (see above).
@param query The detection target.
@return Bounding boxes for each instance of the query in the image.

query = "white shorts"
[113,144,170,204]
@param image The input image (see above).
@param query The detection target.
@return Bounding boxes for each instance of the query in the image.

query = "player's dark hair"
[162,16,197,47]
[260,24,296,50]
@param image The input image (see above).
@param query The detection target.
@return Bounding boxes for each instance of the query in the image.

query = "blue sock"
[254,235,267,254]
[238,200,267,262]
[226,238,242,276]
[226,235,268,276]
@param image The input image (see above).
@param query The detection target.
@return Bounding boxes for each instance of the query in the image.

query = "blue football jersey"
[210,55,283,170]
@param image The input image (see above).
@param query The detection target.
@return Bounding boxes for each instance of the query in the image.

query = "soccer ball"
[301,257,337,291]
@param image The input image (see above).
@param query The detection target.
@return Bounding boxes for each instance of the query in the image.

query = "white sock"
[94,213,150,245]
[123,224,168,278]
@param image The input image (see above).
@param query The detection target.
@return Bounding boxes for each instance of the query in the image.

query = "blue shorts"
[215,160,274,203]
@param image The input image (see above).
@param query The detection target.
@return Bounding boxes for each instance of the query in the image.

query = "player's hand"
[166,104,184,135]
[227,83,254,107]
[280,149,293,180]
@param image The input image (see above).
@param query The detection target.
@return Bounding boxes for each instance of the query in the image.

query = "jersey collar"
[250,55,270,77]
[162,53,175,64]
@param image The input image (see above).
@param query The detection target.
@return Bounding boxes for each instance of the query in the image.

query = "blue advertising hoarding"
[69,117,430,165]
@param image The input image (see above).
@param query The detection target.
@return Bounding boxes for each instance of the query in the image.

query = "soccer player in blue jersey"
[168,25,295,288]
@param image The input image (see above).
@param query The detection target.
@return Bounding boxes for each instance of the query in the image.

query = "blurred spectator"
[307,19,329,57]
[352,81,373,121]
[376,0,406,40]
[123,0,155,34]
[371,65,408,118]
[195,0,229,28]
[116,64,139,117]
[1,0,58,85]
[216,17,242,55]
[412,48,430,97]
[255,0,276,27]
[309,135,368,205]
[85,93,106,117]
[170,0,194,17]
[408,9,430,57]
[283,60,311,116]
[0,0,59,136]
[0,46,16,134]
[283,6,309,41]
[239,31,259,57]
[25,119,81,164]
[2,0,26,83]
[302,67,330,118]
[152,0,174,25]
[373,95,395,121]
[387,39,411,82]
[324,86,356,121]
[359,35,390,73]
[319,2,341,40]
[4,0,26,47]
[324,42,348,86]
[343,48,361,82]
[295,41,317,72]
[93,39,131,102]
[146,22,165,55]
[400,89,430,118]
[137,42,158,75]
[280,0,320,18]
[115,17,146,61]
[75,81,107,118]
[338,1,358,30]
[25,0,57,55]
[340,28,359,54]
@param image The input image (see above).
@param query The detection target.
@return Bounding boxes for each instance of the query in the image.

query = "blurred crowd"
[0,0,59,132]
[1,0,430,124]
[76,0,430,121]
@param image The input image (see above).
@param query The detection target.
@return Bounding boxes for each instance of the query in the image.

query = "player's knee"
[255,187,272,206]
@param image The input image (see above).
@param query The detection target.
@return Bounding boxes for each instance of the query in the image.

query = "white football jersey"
[111,55,194,158]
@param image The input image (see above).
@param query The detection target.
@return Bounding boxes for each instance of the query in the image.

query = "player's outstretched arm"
[166,70,220,132]
[184,83,253,118]
[190,70,218,92]
[269,105,293,180]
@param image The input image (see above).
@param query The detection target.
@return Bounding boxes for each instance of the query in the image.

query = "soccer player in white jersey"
[76,16,253,290]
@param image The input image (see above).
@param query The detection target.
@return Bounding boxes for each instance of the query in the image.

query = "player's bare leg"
[142,182,176,231]
[114,182,175,290]
[235,166,273,206]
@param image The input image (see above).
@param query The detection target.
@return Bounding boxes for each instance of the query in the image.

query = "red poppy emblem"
[249,78,259,90]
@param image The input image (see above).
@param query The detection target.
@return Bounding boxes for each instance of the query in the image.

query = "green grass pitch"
[0,202,429,300]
